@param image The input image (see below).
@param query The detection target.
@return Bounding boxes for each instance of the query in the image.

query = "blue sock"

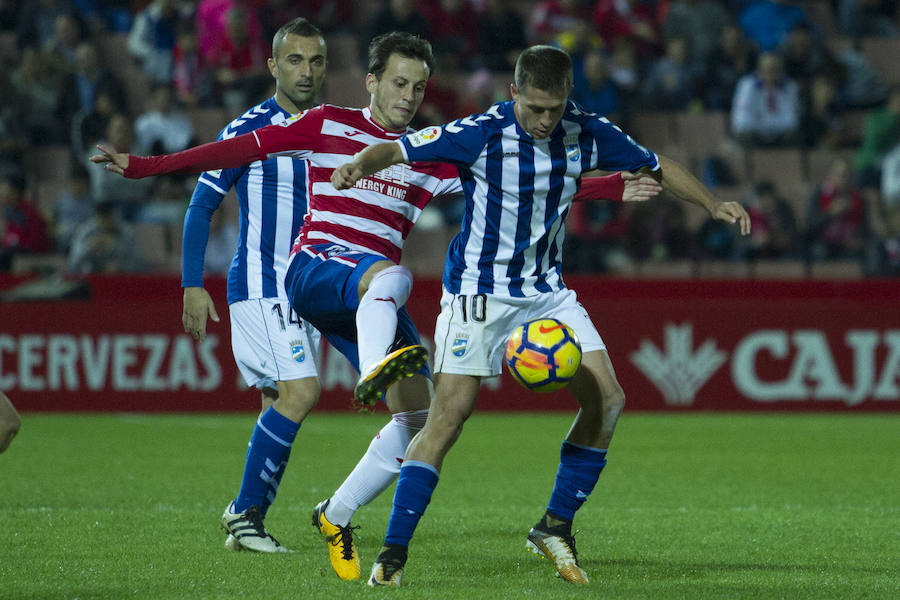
[260,447,292,518]
[385,461,439,546]
[234,407,300,514]
[546,441,608,521]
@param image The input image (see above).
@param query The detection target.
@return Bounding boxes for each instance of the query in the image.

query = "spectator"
[882,143,900,207]
[572,48,620,119]
[419,0,479,67]
[777,22,843,96]
[128,0,181,84]
[362,0,430,61]
[853,86,900,187]
[42,12,82,70]
[52,163,94,250]
[476,0,527,71]
[739,0,809,53]
[0,173,52,271]
[67,200,142,274]
[196,0,264,68]
[800,73,847,148]
[738,180,800,259]
[9,47,66,145]
[593,0,662,69]
[59,41,122,132]
[566,197,633,273]
[209,5,270,115]
[640,36,697,110]
[864,202,900,276]
[83,113,155,217]
[172,25,212,108]
[607,38,641,108]
[806,157,870,261]
[16,0,79,51]
[702,23,757,110]
[838,0,900,39]
[70,81,128,155]
[661,0,729,65]
[834,43,890,109]
[731,52,802,147]
[528,0,594,45]
[134,84,195,155]
[629,199,690,262]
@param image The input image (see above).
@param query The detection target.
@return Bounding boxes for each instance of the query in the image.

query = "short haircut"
[514,45,574,95]
[367,31,435,80]
[272,17,324,58]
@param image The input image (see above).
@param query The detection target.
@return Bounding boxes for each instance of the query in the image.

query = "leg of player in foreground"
[0,391,21,453]
[285,250,431,579]
[219,301,322,553]
[369,294,621,586]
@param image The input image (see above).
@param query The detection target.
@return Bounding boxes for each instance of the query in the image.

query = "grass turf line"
[1,412,898,599]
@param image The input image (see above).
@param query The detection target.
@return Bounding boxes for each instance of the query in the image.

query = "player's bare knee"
[273,378,321,422]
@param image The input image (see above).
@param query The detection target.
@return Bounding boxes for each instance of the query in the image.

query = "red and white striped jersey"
[252,104,462,263]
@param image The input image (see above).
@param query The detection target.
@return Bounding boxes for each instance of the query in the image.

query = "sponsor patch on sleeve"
[407,126,442,147]
[205,169,222,178]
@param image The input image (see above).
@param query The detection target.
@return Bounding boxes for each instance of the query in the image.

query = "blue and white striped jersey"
[182,97,309,304]
[399,100,659,297]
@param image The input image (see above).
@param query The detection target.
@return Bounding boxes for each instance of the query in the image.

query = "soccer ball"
[504,318,582,392]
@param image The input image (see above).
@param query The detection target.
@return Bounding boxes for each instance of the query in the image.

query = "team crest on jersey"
[408,126,442,147]
[564,136,581,162]
[451,333,469,357]
[290,340,306,363]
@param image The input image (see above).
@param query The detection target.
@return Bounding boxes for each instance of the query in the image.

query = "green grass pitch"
[2,412,898,599]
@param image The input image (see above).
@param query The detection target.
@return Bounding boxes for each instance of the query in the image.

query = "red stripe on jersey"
[255,104,460,262]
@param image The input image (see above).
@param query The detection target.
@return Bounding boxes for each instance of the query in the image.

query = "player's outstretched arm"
[90,132,266,179]
[0,391,21,454]
[656,154,751,235]
[331,142,406,190]
[183,286,220,342]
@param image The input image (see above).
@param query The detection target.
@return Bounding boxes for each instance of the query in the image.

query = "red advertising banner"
[1,275,898,412]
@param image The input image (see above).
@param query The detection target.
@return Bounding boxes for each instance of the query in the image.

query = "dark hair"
[273,17,324,58]
[367,31,435,80]
[514,45,573,95]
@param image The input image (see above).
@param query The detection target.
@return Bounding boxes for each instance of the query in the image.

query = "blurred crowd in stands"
[1,0,899,280]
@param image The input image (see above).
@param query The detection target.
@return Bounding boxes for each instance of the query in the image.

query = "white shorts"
[229,298,320,390]
[432,287,606,377]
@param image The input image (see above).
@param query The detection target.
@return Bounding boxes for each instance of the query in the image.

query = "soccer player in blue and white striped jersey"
[180,18,327,556]
[333,45,751,586]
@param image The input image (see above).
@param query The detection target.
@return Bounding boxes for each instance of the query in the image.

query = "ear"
[267,57,277,78]
[510,83,519,101]
[365,73,378,95]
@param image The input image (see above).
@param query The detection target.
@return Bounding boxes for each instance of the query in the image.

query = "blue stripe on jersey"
[291,161,307,254]
[443,168,477,294]
[260,158,279,298]
[532,132,568,293]
[229,170,251,300]
[477,132,505,294]
[507,139,535,297]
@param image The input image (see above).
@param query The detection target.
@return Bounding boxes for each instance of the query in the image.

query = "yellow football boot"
[312,499,361,581]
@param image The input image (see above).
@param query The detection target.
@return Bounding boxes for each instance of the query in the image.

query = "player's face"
[367,54,429,131]
[511,83,569,140]
[269,34,327,113]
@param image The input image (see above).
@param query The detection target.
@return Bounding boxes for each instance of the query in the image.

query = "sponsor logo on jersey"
[408,126,442,147]
[451,333,469,357]
[290,340,306,363]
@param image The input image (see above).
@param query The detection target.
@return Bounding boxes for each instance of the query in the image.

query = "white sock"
[325,409,429,527]
[356,265,413,374]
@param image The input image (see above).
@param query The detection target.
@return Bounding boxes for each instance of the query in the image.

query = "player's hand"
[712,201,751,236]
[331,163,363,190]
[89,144,130,176]
[182,286,220,342]
[621,172,662,202]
